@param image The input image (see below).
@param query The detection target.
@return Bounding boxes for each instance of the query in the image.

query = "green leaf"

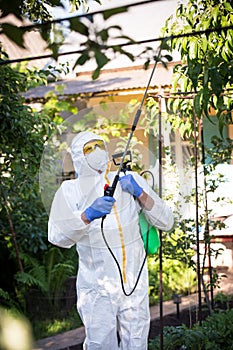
[181,36,188,53]
[95,51,109,69]
[1,23,25,48]
[114,35,135,43]
[209,68,222,96]
[218,114,226,137]
[224,2,233,12]
[48,43,59,60]
[203,66,209,85]
[160,39,171,51]
[120,49,134,62]
[194,90,202,117]
[92,68,100,80]
[103,6,127,20]
[203,87,210,116]
[97,29,109,42]
[40,25,51,42]
[69,18,89,36]
[183,76,188,91]
[189,40,198,60]
[189,62,202,89]
[144,60,150,70]
[106,25,122,31]
[164,54,173,62]
[200,37,208,54]
[73,53,89,68]
[212,7,219,24]
[48,0,64,6]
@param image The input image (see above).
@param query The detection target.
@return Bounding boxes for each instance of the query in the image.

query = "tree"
[157,0,233,312]
[0,61,81,309]
[161,0,233,134]
[0,0,172,79]
[0,0,135,79]
[0,0,101,23]
[0,65,53,274]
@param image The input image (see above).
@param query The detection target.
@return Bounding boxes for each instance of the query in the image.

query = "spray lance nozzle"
[112,150,132,173]
[103,109,142,199]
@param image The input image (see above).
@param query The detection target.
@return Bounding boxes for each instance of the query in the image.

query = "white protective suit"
[48,131,174,350]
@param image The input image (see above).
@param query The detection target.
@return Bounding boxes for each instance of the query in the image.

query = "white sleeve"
[133,173,174,232]
[48,182,87,248]
[143,187,174,232]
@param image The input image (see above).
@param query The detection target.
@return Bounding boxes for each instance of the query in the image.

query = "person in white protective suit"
[48,131,174,350]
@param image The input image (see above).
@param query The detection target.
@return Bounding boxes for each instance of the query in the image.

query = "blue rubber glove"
[84,196,116,222]
[119,174,143,198]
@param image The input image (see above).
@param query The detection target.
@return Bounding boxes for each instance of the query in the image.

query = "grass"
[31,306,83,340]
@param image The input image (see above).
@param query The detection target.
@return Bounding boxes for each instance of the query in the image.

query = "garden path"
[34,269,233,350]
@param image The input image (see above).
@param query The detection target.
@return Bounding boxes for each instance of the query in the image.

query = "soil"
[149,300,233,340]
[149,268,233,340]
[149,306,210,340]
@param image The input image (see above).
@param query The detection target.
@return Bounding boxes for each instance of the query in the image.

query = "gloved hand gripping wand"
[104,50,161,198]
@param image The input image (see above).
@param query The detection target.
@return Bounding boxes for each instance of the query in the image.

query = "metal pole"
[158,96,164,349]
[200,119,214,311]
[193,109,202,324]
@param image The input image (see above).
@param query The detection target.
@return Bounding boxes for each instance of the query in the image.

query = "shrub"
[149,309,233,350]
[148,256,197,305]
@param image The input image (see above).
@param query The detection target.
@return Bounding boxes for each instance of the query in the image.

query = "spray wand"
[104,49,161,197]
[101,49,163,295]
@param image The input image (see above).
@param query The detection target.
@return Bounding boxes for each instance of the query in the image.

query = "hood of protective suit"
[71,131,109,177]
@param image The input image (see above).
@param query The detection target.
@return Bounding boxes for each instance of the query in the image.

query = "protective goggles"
[83,139,105,155]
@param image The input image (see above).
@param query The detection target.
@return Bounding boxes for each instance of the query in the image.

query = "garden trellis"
[148,89,233,348]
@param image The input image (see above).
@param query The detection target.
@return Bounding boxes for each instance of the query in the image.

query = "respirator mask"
[83,139,109,173]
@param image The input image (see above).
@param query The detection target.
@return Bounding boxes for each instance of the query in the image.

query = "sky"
[49,0,186,73]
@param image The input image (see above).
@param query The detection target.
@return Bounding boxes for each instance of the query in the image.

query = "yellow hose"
[105,163,127,283]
